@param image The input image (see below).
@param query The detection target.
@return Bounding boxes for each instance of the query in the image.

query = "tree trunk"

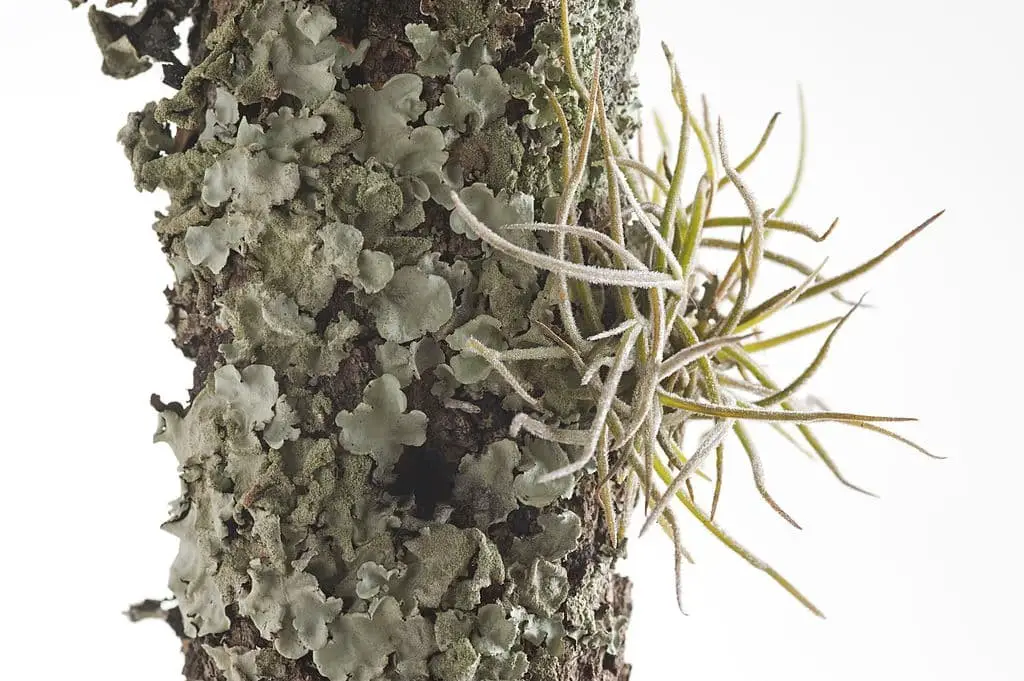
[95,1,641,680]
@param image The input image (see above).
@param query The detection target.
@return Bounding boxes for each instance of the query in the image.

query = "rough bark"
[90,1,642,680]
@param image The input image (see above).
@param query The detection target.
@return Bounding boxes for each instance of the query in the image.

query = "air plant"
[449,0,941,618]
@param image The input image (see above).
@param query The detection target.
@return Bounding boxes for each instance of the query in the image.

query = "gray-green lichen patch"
[336,374,428,482]
[320,222,396,293]
[366,266,455,343]
[201,120,302,213]
[376,337,446,391]
[452,439,520,529]
[115,0,640,678]
[521,611,566,653]
[399,524,504,611]
[354,561,400,600]
[199,88,242,143]
[510,510,582,564]
[185,213,255,274]
[313,596,436,681]
[214,364,280,432]
[218,280,359,379]
[119,103,174,189]
[418,0,525,51]
[426,66,510,135]
[346,75,448,209]
[249,208,339,312]
[449,184,534,247]
[471,604,517,657]
[239,0,346,106]
[240,555,344,659]
[513,439,579,508]
[264,396,301,449]
[202,644,261,681]
[445,120,524,195]
[164,493,235,637]
[431,636,479,681]
[406,23,450,78]
[446,315,505,385]
[514,558,569,618]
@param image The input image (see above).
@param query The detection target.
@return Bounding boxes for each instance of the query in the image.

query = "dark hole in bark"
[389,445,456,519]
[224,516,242,541]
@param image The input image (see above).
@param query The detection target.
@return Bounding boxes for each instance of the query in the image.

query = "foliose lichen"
[96,0,641,679]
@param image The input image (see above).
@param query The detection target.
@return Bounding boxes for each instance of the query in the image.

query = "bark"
[90,1,642,680]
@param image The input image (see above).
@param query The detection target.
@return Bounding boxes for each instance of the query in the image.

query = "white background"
[1,1,1020,679]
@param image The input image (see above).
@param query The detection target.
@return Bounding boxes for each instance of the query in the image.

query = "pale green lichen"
[430,637,479,681]
[118,103,174,189]
[336,374,428,481]
[451,35,494,75]
[522,612,566,654]
[446,315,505,384]
[513,440,578,508]
[346,73,449,215]
[264,108,329,165]
[510,510,582,564]
[202,645,261,681]
[449,184,534,247]
[218,281,359,378]
[367,266,455,343]
[349,75,429,166]
[307,94,363,165]
[406,23,450,78]
[374,341,416,388]
[374,337,446,390]
[202,120,301,213]
[184,213,255,274]
[251,208,338,311]
[400,524,504,611]
[445,120,524,194]
[514,558,570,618]
[263,396,301,449]
[434,610,474,652]
[477,651,529,681]
[324,163,405,235]
[562,561,622,647]
[426,66,510,135]
[319,222,396,293]
[111,1,649,679]
[416,253,475,305]
[157,378,253,636]
[164,496,235,637]
[239,556,344,659]
[313,596,436,681]
[155,382,232,465]
[213,364,280,433]
[239,0,343,106]
[93,0,938,674]
[452,439,520,529]
[354,561,400,600]
[471,604,517,657]
[199,88,242,143]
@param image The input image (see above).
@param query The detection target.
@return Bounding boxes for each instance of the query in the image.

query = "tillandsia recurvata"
[447,0,942,617]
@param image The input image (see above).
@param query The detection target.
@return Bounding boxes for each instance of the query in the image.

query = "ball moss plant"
[443,0,941,617]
